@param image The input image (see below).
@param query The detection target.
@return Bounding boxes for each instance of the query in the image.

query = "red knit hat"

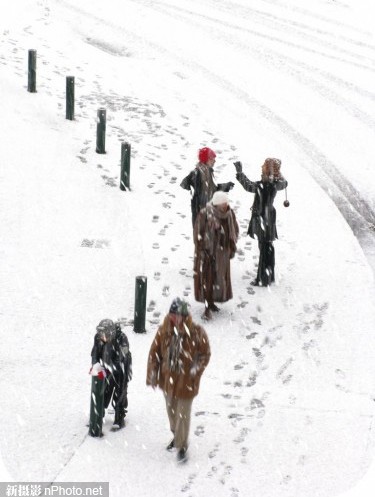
[198,147,216,164]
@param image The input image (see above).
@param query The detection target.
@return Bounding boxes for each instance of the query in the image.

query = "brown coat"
[193,204,239,303]
[146,315,211,399]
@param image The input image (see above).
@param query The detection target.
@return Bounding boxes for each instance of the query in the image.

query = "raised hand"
[233,161,242,173]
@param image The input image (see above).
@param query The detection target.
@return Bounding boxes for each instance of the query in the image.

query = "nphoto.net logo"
[1,483,109,497]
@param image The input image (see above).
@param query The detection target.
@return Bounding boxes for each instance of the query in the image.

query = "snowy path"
[1,1,375,497]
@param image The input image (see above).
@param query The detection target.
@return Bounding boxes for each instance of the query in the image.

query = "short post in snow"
[88,369,106,437]
[134,276,147,333]
[120,142,131,191]
[27,49,37,93]
[96,108,106,154]
[65,76,75,120]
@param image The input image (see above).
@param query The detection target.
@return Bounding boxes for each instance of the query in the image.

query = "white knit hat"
[212,191,229,205]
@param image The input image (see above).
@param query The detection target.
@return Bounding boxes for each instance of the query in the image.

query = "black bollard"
[96,108,106,154]
[120,142,131,191]
[134,276,147,333]
[27,49,37,93]
[88,372,106,437]
[66,76,75,120]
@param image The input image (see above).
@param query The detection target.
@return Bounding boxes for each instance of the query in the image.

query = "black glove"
[228,181,235,190]
[233,161,242,173]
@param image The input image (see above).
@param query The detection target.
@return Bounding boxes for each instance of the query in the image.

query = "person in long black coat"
[91,319,132,429]
[234,158,288,287]
[180,147,234,227]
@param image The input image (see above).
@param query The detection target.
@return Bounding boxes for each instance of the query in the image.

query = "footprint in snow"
[208,443,220,459]
[194,425,205,437]
[282,374,293,384]
[180,472,197,493]
[234,363,245,370]
[233,427,251,445]
[147,300,156,312]
[247,372,257,387]
[237,301,248,308]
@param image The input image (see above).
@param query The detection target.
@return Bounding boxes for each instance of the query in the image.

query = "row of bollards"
[27,50,131,190]
[26,50,149,437]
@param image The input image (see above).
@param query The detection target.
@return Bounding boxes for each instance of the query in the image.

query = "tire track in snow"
[258,0,372,37]
[137,0,375,71]
[128,0,375,126]
[205,0,375,52]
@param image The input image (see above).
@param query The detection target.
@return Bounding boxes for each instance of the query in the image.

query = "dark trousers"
[257,241,275,286]
[104,373,128,423]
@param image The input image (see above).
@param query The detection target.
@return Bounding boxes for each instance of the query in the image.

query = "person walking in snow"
[234,158,288,287]
[180,147,235,227]
[91,319,132,430]
[193,191,239,321]
[146,298,211,463]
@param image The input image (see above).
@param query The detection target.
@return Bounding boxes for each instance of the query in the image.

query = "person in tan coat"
[146,298,211,463]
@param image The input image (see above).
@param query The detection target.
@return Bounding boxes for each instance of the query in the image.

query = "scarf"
[167,320,192,374]
[205,203,238,243]
[196,162,217,201]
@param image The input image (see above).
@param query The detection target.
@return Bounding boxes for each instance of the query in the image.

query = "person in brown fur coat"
[146,298,211,463]
[193,191,239,321]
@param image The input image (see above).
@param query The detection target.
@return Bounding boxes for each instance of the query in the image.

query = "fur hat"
[264,158,281,168]
[212,191,229,205]
[198,147,216,164]
[169,297,190,316]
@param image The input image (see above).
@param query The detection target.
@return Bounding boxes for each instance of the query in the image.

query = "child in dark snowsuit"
[91,319,132,429]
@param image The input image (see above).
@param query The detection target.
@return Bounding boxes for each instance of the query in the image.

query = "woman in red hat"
[180,147,234,226]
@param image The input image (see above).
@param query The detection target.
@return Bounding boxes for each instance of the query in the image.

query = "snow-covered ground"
[1,1,375,496]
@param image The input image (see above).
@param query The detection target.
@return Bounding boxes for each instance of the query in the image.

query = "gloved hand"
[228,181,235,190]
[233,161,242,173]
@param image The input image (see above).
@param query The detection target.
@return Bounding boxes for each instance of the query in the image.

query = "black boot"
[113,408,126,430]
[166,438,175,451]
[177,447,188,463]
